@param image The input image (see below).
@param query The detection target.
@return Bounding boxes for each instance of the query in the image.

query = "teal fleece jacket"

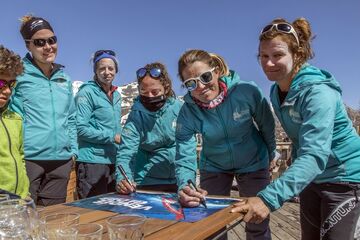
[175,71,276,190]
[75,80,122,164]
[258,64,360,211]
[10,54,77,160]
[115,97,184,186]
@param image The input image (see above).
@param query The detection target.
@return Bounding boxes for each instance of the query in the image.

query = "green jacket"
[0,108,29,198]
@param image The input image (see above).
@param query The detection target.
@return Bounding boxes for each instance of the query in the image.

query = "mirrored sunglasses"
[0,79,17,90]
[94,49,116,59]
[182,68,215,91]
[260,23,299,45]
[136,67,162,80]
[25,36,57,47]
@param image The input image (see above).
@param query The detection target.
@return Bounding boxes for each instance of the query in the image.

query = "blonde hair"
[0,45,24,77]
[259,17,315,73]
[19,14,34,30]
[178,49,230,81]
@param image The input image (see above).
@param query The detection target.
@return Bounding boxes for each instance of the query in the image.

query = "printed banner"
[66,191,239,222]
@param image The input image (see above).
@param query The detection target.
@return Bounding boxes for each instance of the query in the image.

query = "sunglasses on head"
[94,50,116,59]
[0,79,17,90]
[25,36,57,47]
[260,23,299,45]
[136,67,162,80]
[182,68,215,91]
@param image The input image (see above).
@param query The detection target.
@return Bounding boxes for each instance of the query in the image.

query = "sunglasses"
[94,50,116,59]
[136,67,162,80]
[0,79,17,90]
[25,36,57,47]
[260,23,299,45]
[182,68,215,91]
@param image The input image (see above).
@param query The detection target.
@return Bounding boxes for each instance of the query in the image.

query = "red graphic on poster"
[161,197,184,220]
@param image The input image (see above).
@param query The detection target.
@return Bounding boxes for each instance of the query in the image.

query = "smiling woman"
[175,49,277,240]
[232,17,360,240]
[9,15,78,206]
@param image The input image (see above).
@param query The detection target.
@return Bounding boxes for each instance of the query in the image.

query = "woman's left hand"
[230,197,270,224]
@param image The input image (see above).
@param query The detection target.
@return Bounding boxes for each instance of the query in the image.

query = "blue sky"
[2,0,359,108]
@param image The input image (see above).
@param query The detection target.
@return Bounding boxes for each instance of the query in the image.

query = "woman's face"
[27,29,57,65]
[0,74,15,108]
[259,36,295,85]
[181,61,220,103]
[139,75,165,97]
[95,58,116,87]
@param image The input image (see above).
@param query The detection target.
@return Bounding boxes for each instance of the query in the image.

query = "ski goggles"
[182,68,215,91]
[25,36,57,47]
[136,67,162,80]
[0,79,17,90]
[260,23,299,45]
[94,49,116,59]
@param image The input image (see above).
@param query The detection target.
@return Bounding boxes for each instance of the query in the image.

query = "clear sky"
[1,0,359,108]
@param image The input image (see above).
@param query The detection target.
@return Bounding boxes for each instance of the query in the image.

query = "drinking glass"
[106,214,146,240]
[0,205,31,239]
[0,198,40,238]
[60,223,103,240]
[41,213,80,239]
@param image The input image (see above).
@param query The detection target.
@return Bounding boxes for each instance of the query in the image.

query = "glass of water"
[106,214,146,240]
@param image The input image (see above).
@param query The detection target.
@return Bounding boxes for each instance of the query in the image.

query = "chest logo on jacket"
[289,108,302,123]
[233,108,250,122]
[55,79,68,90]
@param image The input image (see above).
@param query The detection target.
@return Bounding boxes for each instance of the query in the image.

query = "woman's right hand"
[178,186,208,207]
[116,179,136,195]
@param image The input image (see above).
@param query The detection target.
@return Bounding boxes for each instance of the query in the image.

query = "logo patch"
[233,108,249,121]
[289,108,302,123]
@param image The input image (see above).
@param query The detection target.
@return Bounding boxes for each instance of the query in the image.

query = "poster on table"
[66,191,239,222]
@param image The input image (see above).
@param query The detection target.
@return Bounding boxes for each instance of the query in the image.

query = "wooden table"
[40,198,243,240]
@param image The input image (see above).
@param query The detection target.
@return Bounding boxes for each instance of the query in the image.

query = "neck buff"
[192,81,228,109]
[140,95,167,112]
[20,17,54,40]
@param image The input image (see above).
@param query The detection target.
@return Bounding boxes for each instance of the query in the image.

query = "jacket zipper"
[215,108,234,169]
[0,115,19,194]
[49,80,58,154]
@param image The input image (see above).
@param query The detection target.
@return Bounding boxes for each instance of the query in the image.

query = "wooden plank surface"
[40,199,243,239]
[146,207,242,240]
[229,202,301,240]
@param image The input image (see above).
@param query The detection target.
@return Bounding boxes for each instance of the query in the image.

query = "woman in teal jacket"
[10,15,77,206]
[176,50,276,240]
[233,18,360,239]
[75,50,122,198]
[116,62,185,194]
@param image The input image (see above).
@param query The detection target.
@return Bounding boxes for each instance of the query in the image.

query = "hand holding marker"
[118,165,136,192]
[187,179,207,208]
